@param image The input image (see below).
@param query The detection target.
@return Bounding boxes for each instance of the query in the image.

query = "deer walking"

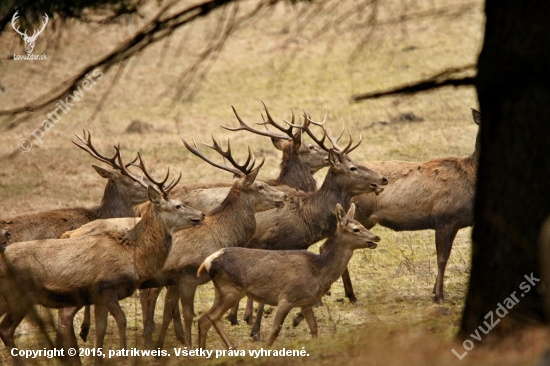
[197,203,379,348]
[0,148,205,365]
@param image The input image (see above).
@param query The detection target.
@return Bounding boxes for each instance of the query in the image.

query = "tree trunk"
[460,0,550,338]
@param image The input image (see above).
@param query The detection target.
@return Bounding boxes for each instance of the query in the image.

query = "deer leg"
[171,294,185,345]
[250,302,265,341]
[434,226,459,302]
[156,285,180,348]
[300,307,318,339]
[102,291,127,351]
[226,303,240,326]
[57,306,83,357]
[0,310,28,366]
[199,290,242,349]
[94,304,108,365]
[179,281,198,347]
[267,300,293,346]
[292,312,305,327]
[141,287,162,349]
[244,298,254,325]
[79,306,91,342]
[341,267,358,303]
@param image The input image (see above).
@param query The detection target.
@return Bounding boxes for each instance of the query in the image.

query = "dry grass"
[1,0,547,365]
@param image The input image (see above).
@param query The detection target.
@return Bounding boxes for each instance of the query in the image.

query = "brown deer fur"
[196,203,379,348]
[0,229,10,248]
[140,167,287,348]
[0,185,204,363]
[347,109,481,302]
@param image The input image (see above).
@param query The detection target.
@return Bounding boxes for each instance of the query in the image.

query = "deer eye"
[309,145,315,150]
[259,186,265,191]
[350,166,357,171]
[175,205,182,210]
[353,228,360,232]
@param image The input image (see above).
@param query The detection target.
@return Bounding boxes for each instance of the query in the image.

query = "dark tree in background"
[460,0,550,336]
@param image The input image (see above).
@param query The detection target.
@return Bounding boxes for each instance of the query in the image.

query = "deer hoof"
[226,313,239,326]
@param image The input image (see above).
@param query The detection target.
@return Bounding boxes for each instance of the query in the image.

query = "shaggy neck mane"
[274,147,317,192]
[302,170,353,239]
[94,180,136,219]
[208,181,256,245]
[124,203,172,281]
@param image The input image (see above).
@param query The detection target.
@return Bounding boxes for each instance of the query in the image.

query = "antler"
[116,148,181,197]
[11,11,27,38]
[298,112,362,155]
[72,130,138,169]
[223,101,300,142]
[182,136,264,178]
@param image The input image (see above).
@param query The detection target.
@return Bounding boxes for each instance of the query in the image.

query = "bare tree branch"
[351,64,476,102]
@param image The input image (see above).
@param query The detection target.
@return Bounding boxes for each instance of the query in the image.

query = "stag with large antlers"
[131,137,287,348]
[11,11,48,54]
[168,102,328,211]
[0,147,205,365]
[0,131,151,244]
[343,109,482,302]
[157,113,388,343]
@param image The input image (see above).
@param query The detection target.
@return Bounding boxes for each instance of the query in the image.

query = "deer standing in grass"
[0,148,205,365]
[0,131,150,244]
[342,109,481,303]
[158,114,388,343]
[197,203,379,348]
[131,138,287,348]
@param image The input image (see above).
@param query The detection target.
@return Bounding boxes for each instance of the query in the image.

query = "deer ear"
[147,186,163,205]
[271,138,286,151]
[92,165,118,180]
[346,203,356,221]
[328,149,340,170]
[243,165,261,188]
[336,203,347,227]
[471,108,481,126]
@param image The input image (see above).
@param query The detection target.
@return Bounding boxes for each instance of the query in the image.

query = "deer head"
[11,11,48,54]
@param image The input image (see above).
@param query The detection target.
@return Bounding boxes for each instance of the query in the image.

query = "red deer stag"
[133,138,286,348]
[0,131,150,243]
[159,113,388,342]
[168,102,328,212]
[0,148,205,365]
[344,109,481,302]
[197,203,379,348]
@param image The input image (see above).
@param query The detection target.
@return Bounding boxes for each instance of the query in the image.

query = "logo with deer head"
[11,11,49,54]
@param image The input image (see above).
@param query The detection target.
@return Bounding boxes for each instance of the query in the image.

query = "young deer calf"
[197,203,379,348]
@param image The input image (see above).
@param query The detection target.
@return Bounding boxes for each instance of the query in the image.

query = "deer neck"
[95,180,136,219]
[315,235,354,288]
[276,157,317,192]
[126,207,172,281]
[208,187,257,246]
[304,172,353,239]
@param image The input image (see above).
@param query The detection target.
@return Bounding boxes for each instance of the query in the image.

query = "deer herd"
[0,103,481,364]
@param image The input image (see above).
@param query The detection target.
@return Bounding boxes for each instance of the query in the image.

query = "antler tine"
[115,147,149,190]
[164,171,182,194]
[203,136,257,176]
[294,112,331,152]
[182,136,244,177]
[344,132,362,155]
[124,154,139,168]
[223,106,290,141]
[255,101,295,138]
[132,152,174,197]
[72,130,121,169]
